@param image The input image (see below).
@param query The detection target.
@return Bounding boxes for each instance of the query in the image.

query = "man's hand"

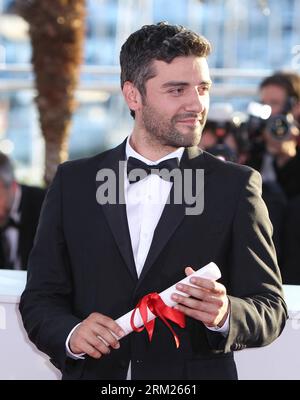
[69,312,125,359]
[171,267,229,328]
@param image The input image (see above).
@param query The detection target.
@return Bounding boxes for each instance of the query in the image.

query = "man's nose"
[185,88,206,113]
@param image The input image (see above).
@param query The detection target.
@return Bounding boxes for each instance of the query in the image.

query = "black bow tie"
[127,156,180,184]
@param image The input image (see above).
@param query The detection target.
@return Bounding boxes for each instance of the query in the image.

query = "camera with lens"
[240,97,299,144]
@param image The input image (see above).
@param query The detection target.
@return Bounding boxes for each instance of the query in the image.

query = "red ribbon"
[130,292,186,348]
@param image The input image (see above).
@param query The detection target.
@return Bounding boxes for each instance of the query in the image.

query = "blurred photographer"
[200,103,241,163]
[246,71,300,199]
[245,72,300,284]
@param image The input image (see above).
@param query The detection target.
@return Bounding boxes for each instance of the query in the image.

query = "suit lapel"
[136,146,207,289]
[95,140,138,281]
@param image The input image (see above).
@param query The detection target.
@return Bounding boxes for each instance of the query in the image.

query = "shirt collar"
[125,136,184,165]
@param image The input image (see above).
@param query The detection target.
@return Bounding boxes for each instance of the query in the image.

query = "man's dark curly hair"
[120,22,211,117]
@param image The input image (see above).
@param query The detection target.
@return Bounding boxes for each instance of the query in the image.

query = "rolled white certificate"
[115,262,221,339]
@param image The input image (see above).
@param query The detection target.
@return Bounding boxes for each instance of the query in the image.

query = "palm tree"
[16,0,86,184]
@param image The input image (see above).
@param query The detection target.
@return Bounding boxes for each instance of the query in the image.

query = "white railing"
[0,63,273,78]
[0,64,272,97]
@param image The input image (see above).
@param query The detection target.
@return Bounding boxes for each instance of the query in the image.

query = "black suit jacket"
[247,146,300,199]
[281,194,300,284]
[0,184,45,270]
[19,140,287,380]
[18,185,46,269]
[261,181,287,264]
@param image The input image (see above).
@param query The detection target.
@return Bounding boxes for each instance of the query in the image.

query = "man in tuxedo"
[20,22,287,380]
[0,152,45,270]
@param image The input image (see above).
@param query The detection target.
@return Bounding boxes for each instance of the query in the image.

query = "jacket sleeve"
[19,165,81,372]
[208,169,288,352]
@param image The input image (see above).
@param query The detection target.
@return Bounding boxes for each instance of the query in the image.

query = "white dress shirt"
[261,153,277,183]
[3,184,22,270]
[125,138,185,278]
[66,137,229,365]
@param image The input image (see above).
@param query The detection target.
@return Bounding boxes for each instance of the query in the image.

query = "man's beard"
[141,103,207,148]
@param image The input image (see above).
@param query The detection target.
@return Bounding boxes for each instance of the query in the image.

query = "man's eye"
[169,88,184,95]
[200,86,210,93]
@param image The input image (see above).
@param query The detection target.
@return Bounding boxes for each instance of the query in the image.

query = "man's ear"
[122,81,143,114]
